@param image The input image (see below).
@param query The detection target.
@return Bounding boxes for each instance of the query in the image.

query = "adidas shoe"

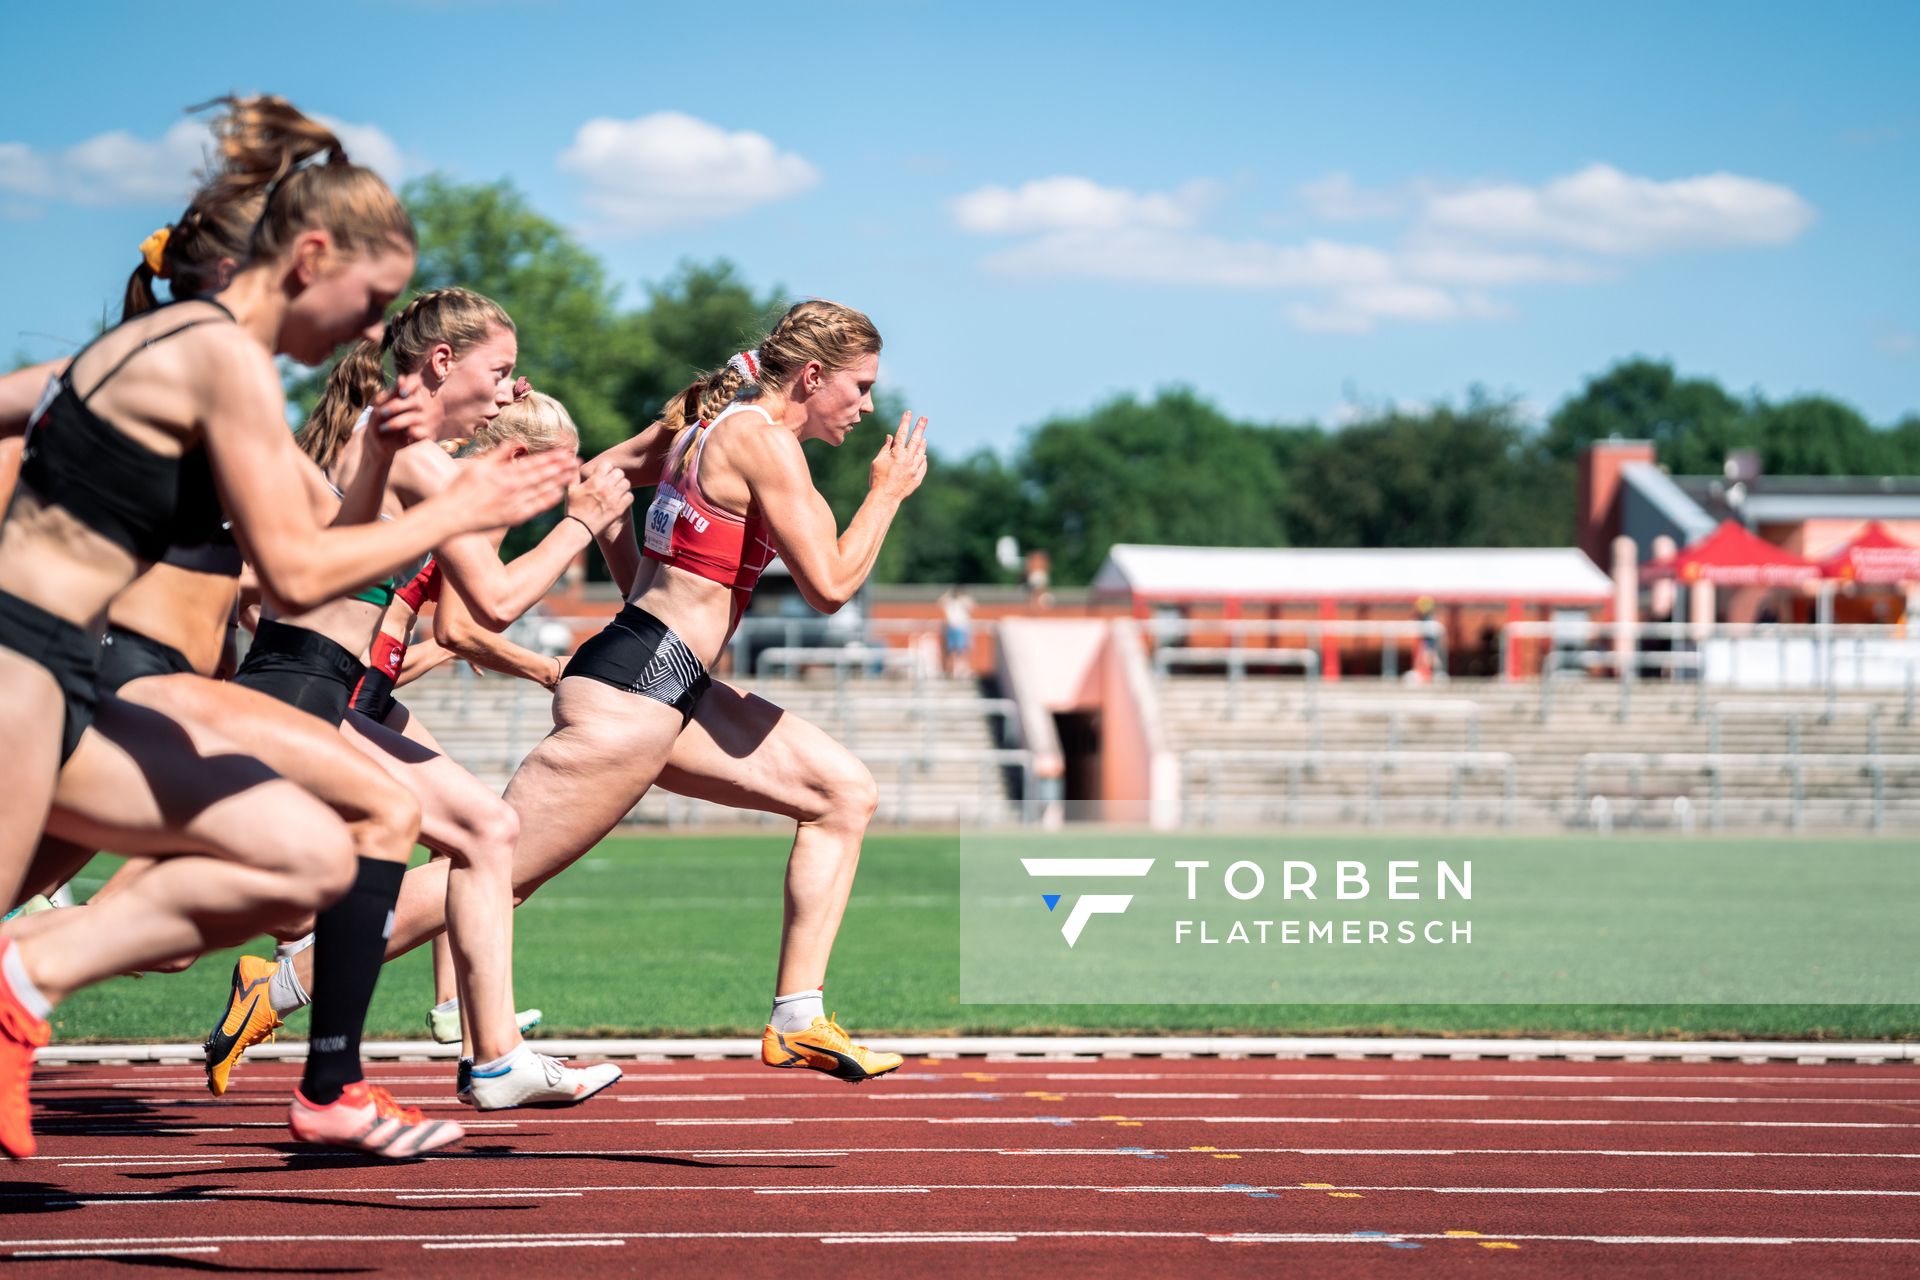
[289,1081,464,1157]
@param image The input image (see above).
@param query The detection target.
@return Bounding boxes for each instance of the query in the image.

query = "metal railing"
[1504,620,1920,699]
[1304,698,1483,752]
[1574,751,1920,833]
[1706,700,1904,756]
[1145,617,1447,681]
[1152,646,1321,717]
[1181,748,1518,829]
[755,644,929,681]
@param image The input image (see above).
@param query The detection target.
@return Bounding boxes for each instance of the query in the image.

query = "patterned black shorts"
[563,603,711,724]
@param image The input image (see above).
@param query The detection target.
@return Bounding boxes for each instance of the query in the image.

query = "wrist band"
[563,514,593,536]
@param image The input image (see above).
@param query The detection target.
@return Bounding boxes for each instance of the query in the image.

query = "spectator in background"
[938,585,974,679]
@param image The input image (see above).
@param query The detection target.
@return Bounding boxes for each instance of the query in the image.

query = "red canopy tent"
[1818,522,1920,585]
[1644,519,1820,586]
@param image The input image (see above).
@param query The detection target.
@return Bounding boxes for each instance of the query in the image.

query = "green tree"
[1014,388,1290,585]
[1283,396,1571,548]
[402,176,632,456]
[616,260,785,431]
[1545,358,1746,474]
[1749,395,1885,475]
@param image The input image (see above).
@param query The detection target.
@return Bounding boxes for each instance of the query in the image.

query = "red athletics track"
[7,1055,1920,1277]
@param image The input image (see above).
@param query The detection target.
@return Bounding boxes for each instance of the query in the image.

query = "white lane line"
[8,1230,1920,1249]
[36,1113,1920,1130]
[657,1118,795,1126]
[607,1090,1920,1106]
[43,1071,1920,1089]
[422,1240,625,1250]
[395,1192,585,1200]
[58,1159,226,1168]
[753,1188,931,1195]
[823,1236,1018,1244]
[17,1182,1916,1201]
[26,1145,1920,1162]
[1214,1233,1920,1246]
[14,1247,222,1259]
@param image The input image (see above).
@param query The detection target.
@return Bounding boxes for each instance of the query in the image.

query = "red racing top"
[641,403,778,626]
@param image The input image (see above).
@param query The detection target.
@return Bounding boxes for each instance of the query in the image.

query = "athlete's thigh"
[46,694,294,856]
[118,673,390,821]
[503,675,687,872]
[656,679,859,820]
[382,697,448,755]
[341,708,502,849]
[0,649,65,884]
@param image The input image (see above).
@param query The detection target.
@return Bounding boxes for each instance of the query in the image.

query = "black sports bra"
[16,300,235,563]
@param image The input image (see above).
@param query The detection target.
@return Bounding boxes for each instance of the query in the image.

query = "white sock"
[433,997,459,1014]
[769,987,824,1032]
[0,941,52,1020]
[267,956,310,1016]
[273,933,315,961]
[475,1041,531,1076]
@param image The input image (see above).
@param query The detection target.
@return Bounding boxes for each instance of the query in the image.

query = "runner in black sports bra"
[0,300,235,759]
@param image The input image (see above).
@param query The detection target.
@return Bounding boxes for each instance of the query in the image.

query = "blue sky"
[1,1,1914,457]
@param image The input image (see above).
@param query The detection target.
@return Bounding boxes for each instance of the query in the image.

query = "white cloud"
[0,115,406,216]
[949,176,1216,235]
[1290,285,1510,335]
[1879,330,1918,357]
[980,227,1393,290]
[1298,171,1405,221]
[557,112,818,233]
[1398,243,1606,285]
[954,161,1812,336]
[1422,163,1816,254]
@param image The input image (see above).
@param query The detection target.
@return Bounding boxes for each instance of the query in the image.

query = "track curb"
[37,1035,1920,1065]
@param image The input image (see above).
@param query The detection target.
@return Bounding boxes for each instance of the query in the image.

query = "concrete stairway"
[1159,677,1920,832]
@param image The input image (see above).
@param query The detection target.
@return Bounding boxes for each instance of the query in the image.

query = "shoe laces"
[537,1053,567,1087]
[817,1014,853,1050]
[366,1084,425,1125]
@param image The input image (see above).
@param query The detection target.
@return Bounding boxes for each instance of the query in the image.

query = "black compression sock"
[299,858,404,1106]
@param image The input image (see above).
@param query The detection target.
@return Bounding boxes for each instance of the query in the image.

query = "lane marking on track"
[13,1182,1920,1201]
[164,1087,1920,1109]
[596,1090,1920,1106]
[58,1159,225,1168]
[753,1188,931,1195]
[30,1144,1920,1162]
[38,1113,1920,1132]
[395,1192,584,1200]
[44,1070,1920,1090]
[822,1236,1019,1244]
[8,1230,1920,1250]
[14,1247,221,1259]
[422,1240,624,1250]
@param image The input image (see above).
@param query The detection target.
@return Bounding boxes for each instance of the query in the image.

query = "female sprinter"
[0,107,570,1158]
[328,301,926,1082]
[211,293,629,1109]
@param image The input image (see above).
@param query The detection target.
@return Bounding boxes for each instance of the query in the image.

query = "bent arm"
[206,354,486,615]
[392,444,590,630]
[432,580,561,686]
[395,634,457,687]
[741,429,900,614]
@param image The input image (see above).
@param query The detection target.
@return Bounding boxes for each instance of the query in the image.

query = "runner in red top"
[357,299,929,1084]
[641,401,779,630]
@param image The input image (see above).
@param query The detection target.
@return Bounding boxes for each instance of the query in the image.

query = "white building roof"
[1091,544,1613,603]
